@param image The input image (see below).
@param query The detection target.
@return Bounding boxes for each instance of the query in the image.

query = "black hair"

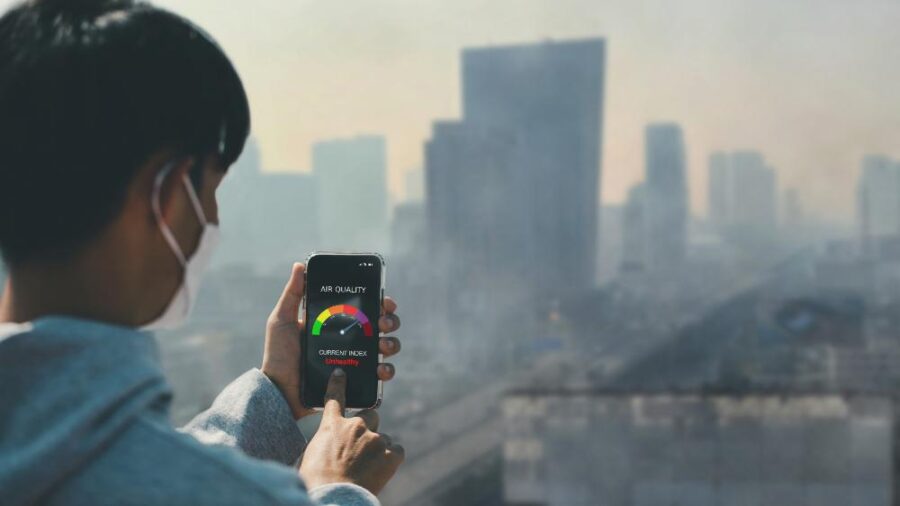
[0,0,250,265]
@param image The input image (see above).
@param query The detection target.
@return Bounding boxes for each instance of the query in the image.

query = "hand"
[299,369,404,494]
[261,262,403,419]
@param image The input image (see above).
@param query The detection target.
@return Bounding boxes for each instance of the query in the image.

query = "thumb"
[271,263,306,323]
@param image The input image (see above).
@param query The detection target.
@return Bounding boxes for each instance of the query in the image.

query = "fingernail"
[385,340,396,350]
[333,368,345,377]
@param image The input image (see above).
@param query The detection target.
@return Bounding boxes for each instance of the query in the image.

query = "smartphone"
[301,252,384,410]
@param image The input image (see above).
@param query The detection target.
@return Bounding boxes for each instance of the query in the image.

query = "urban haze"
[2,1,897,505]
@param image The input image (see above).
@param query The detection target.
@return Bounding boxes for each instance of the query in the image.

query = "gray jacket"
[0,316,379,505]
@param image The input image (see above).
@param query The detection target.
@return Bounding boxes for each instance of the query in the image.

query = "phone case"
[302,251,385,412]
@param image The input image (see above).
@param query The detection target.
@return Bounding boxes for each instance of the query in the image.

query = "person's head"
[0,0,249,325]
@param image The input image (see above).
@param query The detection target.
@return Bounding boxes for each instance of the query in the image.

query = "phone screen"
[302,253,383,409]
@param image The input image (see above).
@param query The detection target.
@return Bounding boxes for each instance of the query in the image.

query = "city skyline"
[119,0,900,223]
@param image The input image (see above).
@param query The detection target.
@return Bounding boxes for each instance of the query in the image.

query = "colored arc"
[311,304,374,337]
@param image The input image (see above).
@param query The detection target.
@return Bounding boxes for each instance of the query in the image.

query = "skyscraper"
[425,119,542,322]
[598,205,624,284]
[423,39,604,369]
[427,38,605,295]
[426,121,527,282]
[857,154,900,254]
[425,121,523,364]
[312,135,388,253]
[391,202,425,260]
[731,151,777,234]
[706,150,778,240]
[621,184,647,273]
[644,123,688,270]
[708,151,731,231]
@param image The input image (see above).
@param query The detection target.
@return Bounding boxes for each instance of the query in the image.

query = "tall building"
[857,155,900,254]
[708,151,731,231]
[423,38,604,370]
[620,184,647,273]
[597,205,624,284]
[707,150,778,239]
[426,122,530,306]
[427,38,605,296]
[425,121,543,368]
[644,123,688,270]
[390,202,425,259]
[312,135,388,253]
[732,151,777,233]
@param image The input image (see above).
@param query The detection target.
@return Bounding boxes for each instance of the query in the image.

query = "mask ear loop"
[181,174,209,227]
[151,162,188,267]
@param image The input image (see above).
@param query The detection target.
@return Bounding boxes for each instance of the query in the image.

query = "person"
[0,0,405,504]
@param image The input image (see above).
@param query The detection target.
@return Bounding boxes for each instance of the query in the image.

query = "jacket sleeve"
[180,368,306,466]
[179,369,382,506]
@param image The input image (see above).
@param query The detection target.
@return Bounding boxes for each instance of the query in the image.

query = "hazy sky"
[6,0,900,221]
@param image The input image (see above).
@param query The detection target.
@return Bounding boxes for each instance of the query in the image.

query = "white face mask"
[142,162,220,330]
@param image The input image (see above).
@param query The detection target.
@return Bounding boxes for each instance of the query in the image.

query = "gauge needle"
[339,321,361,335]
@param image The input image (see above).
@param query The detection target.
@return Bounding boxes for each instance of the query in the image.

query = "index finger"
[322,368,346,419]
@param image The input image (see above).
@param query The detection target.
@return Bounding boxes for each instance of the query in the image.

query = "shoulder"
[50,412,312,506]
